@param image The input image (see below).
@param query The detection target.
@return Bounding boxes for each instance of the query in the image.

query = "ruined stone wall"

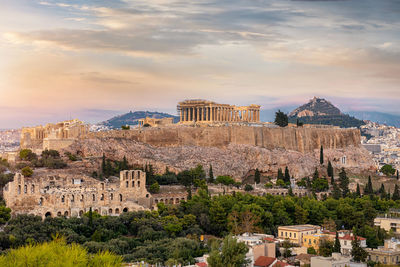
[86,125,361,153]
[3,170,151,218]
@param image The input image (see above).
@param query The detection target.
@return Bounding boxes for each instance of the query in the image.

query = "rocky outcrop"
[66,126,374,179]
[86,125,361,153]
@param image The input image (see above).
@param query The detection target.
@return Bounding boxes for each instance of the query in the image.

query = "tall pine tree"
[397,170,399,180]
[320,146,324,165]
[254,168,261,184]
[392,184,400,201]
[277,168,284,180]
[333,231,341,253]
[356,183,361,197]
[208,164,214,184]
[379,183,386,199]
[332,182,341,200]
[364,176,373,196]
[327,161,334,178]
[339,168,349,197]
[312,168,319,181]
[284,167,290,184]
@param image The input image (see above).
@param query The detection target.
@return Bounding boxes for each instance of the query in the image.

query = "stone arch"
[31,184,35,193]
[176,198,180,204]
[45,212,52,218]
[57,211,62,216]
[119,194,122,202]
[71,195,75,202]
[160,199,164,203]
[108,208,113,214]
[92,194,95,201]
[123,207,128,212]
[110,193,114,200]
[18,185,21,194]
[146,194,149,198]
[94,209,99,213]
[115,208,120,214]
[64,211,69,217]
[79,210,84,217]
[181,198,185,201]
[101,194,104,200]
[132,180,135,187]
[155,199,159,204]
[39,197,43,206]
[170,198,174,204]
[61,195,65,203]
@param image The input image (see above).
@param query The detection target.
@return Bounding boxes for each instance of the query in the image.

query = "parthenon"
[177,100,261,123]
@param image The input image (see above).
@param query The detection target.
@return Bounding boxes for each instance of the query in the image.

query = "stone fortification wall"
[86,125,361,153]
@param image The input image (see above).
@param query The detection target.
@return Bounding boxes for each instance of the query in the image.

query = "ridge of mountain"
[99,111,179,129]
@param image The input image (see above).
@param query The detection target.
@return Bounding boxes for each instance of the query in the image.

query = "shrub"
[21,166,33,177]
[244,184,254,191]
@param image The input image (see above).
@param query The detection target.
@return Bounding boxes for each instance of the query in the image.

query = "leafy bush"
[244,184,254,191]
[21,166,33,177]
[149,182,160,194]
[380,164,396,176]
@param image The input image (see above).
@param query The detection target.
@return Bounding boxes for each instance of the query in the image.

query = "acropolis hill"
[19,99,375,178]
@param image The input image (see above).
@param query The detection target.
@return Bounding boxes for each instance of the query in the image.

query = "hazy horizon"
[1,0,399,128]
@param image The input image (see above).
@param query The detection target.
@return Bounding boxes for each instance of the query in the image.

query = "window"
[110,193,113,200]
[92,194,95,201]
[132,181,134,187]
[285,232,287,237]
[126,181,128,188]
[101,183,104,190]
[119,194,123,202]
[138,181,140,187]
[24,185,27,194]
[18,185,21,194]
[101,194,104,200]
[294,233,296,238]
[289,233,292,237]
[39,197,43,206]
[61,195,65,203]
[31,184,35,193]
[71,195,75,202]
[81,195,84,202]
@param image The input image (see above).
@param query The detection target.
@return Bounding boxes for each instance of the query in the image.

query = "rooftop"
[278,224,320,231]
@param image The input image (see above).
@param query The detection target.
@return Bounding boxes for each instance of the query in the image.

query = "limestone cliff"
[65,125,374,179]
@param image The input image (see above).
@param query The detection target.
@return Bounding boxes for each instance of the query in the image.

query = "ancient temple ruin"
[177,100,260,123]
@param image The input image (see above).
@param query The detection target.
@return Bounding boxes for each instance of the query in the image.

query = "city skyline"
[1,0,400,128]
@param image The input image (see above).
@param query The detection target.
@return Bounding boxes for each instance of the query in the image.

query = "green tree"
[101,154,106,174]
[356,183,361,197]
[312,168,319,181]
[339,168,349,197]
[149,182,160,194]
[21,166,33,177]
[0,206,11,225]
[274,110,288,127]
[0,237,122,267]
[379,183,386,199]
[209,164,214,184]
[380,164,396,176]
[276,179,286,188]
[307,247,316,255]
[284,167,290,184]
[318,238,333,257]
[351,233,368,262]
[320,146,324,165]
[244,184,253,191]
[332,182,341,200]
[121,125,130,130]
[19,149,37,161]
[333,231,341,253]
[294,205,308,224]
[277,168,284,180]
[254,168,261,184]
[207,236,249,267]
[216,176,235,186]
[392,184,400,201]
[364,176,374,196]
[311,178,329,192]
[327,161,334,179]
[397,170,399,180]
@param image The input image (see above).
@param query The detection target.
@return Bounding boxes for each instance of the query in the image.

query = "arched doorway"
[123,207,128,212]
[45,212,52,218]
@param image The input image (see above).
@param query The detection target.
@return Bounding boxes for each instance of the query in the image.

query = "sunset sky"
[1,0,399,128]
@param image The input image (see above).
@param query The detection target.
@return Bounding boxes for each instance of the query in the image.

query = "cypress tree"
[356,183,361,197]
[364,176,373,196]
[254,168,261,184]
[397,170,399,180]
[88,207,93,229]
[312,168,319,181]
[333,182,341,200]
[334,231,341,253]
[339,168,349,197]
[277,168,284,180]
[331,175,335,186]
[379,183,386,199]
[320,146,324,165]
[327,161,334,178]
[122,156,128,170]
[392,184,400,201]
[284,167,290,184]
[208,164,214,184]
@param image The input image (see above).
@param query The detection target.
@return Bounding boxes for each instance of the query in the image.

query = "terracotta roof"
[264,237,277,242]
[295,253,315,261]
[196,263,208,267]
[339,234,366,241]
[254,256,276,267]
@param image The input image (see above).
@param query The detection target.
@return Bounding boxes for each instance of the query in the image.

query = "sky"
[0,0,399,128]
